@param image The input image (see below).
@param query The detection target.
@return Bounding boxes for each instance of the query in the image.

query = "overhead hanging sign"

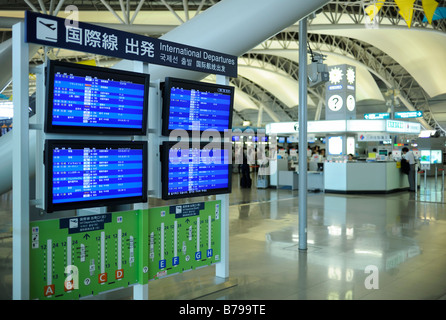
[364,112,390,120]
[394,111,423,119]
[25,11,238,78]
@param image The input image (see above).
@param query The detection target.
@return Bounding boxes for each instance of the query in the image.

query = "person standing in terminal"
[402,147,416,192]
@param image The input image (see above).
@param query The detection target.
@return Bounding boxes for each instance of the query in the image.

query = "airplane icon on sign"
[36,17,58,42]
[39,20,56,30]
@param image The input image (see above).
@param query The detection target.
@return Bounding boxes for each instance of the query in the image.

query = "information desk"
[277,171,324,191]
[324,161,409,193]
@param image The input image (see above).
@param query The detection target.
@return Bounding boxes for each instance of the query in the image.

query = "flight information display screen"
[162,77,234,136]
[45,60,149,135]
[161,141,232,200]
[45,140,147,212]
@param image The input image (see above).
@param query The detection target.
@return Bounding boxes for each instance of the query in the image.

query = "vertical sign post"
[12,22,30,300]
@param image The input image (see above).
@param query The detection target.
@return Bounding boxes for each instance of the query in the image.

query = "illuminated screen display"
[420,150,431,164]
[45,60,149,135]
[328,136,343,155]
[431,150,442,164]
[162,77,234,135]
[161,141,232,200]
[45,140,147,213]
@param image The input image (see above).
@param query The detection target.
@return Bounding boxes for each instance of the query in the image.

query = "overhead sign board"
[358,133,391,142]
[394,111,423,119]
[25,11,238,78]
[364,113,390,120]
[386,119,421,134]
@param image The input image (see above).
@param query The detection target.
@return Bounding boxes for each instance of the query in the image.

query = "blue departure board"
[161,142,232,199]
[45,60,149,135]
[45,140,147,212]
[162,77,234,136]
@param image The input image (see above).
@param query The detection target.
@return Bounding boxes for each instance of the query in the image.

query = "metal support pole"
[424,170,427,193]
[435,166,438,189]
[12,22,30,300]
[442,169,444,189]
[439,168,445,199]
[298,16,308,251]
[415,164,418,197]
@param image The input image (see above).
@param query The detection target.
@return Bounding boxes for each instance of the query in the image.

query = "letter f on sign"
[364,265,379,289]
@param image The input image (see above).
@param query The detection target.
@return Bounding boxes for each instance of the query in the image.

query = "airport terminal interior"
[1,0,446,300]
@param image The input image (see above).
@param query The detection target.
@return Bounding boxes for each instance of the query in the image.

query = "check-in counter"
[324,161,409,193]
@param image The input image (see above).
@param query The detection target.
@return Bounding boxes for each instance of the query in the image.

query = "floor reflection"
[1,173,446,300]
[416,176,446,203]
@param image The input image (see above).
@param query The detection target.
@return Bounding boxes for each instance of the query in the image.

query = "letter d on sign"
[364,265,379,289]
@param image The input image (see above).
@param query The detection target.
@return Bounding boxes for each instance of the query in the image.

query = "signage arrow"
[83,233,90,240]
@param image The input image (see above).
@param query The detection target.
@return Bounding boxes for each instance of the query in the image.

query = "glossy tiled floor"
[1,173,446,300]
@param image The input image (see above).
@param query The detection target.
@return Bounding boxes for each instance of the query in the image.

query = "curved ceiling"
[250,46,385,102]
[0,0,445,132]
[233,87,259,112]
[312,26,446,99]
[238,63,317,109]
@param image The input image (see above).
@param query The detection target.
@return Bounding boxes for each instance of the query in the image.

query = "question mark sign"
[329,95,343,111]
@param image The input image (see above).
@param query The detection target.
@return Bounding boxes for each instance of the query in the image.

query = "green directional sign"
[29,200,222,299]
[394,111,423,119]
[29,210,149,300]
[364,112,390,120]
[147,200,221,280]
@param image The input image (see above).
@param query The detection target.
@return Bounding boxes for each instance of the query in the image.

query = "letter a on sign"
[44,284,55,297]
[364,265,379,289]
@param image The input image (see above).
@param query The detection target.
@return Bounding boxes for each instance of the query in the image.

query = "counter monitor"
[45,140,148,212]
[45,60,150,135]
[161,77,234,136]
[161,141,232,200]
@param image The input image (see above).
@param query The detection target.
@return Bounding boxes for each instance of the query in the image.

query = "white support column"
[132,60,150,300]
[215,193,229,279]
[314,99,323,121]
[183,0,190,21]
[100,0,126,24]
[12,22,30,300]
[160,0,185,24]
[256,104,264,127]
[215,74,230,279]
[130,0,145,24]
